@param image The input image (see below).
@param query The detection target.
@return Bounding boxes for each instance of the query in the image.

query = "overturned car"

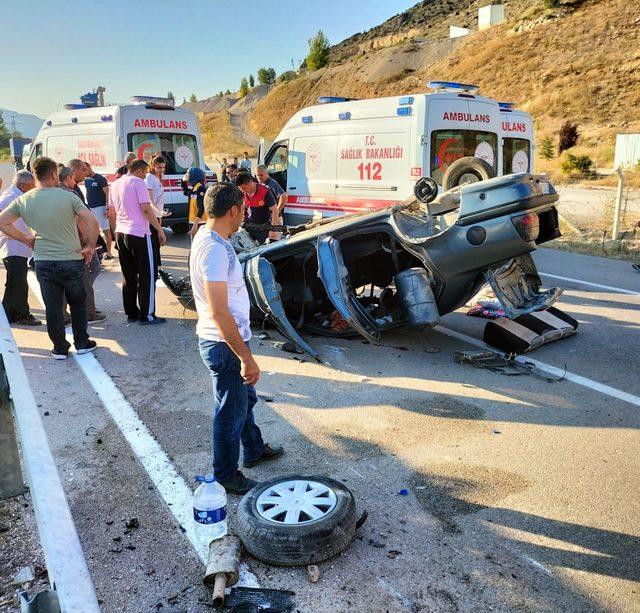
[161,173,563,360]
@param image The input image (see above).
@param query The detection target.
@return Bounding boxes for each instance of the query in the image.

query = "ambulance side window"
[27,143,43,172]
[503,138,530,174]
[265,142,288,190]
[430,130,497,185]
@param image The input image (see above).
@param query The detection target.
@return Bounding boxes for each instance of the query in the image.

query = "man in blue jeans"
[0,157,100,359]
[190,182,283,494]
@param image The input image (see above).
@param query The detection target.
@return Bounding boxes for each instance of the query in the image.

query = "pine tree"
[166,91,175,104]
[539,136,555,160]
[257,67,276,85]
[239,78,249,98]
[189,93,197,103]
[249,74,255,88]
[307,30,330,71]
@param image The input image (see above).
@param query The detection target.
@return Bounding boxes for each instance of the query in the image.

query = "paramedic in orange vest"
[236,172,278,244]
[182,166,207,237]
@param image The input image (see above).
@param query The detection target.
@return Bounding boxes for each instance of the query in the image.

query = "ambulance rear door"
[500,110,534,175]
[335,99,414,213]
[425,93,500,186]
[286,122,337,222]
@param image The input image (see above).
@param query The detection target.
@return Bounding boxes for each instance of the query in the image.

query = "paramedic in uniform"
[190,182,283,494]
[236,172,278,244]
[109,159,167,324]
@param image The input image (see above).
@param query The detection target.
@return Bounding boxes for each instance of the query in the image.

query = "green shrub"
[539,136,555,160]
[543,0,561,8]
[560,153,594,176]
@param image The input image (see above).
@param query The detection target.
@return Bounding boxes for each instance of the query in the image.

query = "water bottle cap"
[195,474,216,483]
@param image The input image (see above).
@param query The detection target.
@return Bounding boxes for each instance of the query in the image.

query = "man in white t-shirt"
[190,182,283,494]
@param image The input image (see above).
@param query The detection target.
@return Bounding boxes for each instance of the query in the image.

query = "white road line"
[540,272,640,296]
[435,325,640,409]
[26,272,259,586]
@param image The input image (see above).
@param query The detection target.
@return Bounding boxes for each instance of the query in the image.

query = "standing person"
[190,182,283,493]
[0,157,100,359]
[84,162,113,259]
[145,155,166,270]
[67,159,106,324]
[232,156,239,167]
[239,152,252,173]
[216,157,228,182]
[256,164,287,217]
[109,159,167,324]
[0,171,41,326]
[236,173,278,245]
[225,164,239,184]
[115,152,136,179]
[181,167,207,238]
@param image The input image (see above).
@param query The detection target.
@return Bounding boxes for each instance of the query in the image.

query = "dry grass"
[198,111,257,158]
[249,0,640,173]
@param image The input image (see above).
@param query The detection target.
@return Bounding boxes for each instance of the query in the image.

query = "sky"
[0,0,417,119]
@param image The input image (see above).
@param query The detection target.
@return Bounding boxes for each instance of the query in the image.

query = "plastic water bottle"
[193,474,227,542]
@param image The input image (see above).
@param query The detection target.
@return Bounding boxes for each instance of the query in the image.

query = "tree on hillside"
[189,93,197,103]
[539,136,555,160]
[249,74,255,88]
[257,67,276,85]
[225,89,231,95]
[239,78,249,98]
[166,91,175,104]
[307,30,330,71]
[0,111,11,148]
[219,90,224,97]
[558,121,579,154]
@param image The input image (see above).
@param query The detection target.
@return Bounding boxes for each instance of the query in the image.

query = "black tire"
[442,156,495,191]
[170,223,189,235]
[236,475,357,566]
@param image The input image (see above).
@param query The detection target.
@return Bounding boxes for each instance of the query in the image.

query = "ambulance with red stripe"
[26,96,212,234]
[260,82,534,225]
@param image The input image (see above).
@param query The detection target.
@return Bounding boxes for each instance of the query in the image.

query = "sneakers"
[219,471,259,495]
[139,317,167,326]
[76,340,97,355]
[88,311,107,324]
[243,443,284,468]
[127,315,139,324]
[51,348,69,360]
[15,314,42,326]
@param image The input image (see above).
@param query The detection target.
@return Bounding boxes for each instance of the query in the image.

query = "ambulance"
[26,96,210,233]
[260,82,535,225]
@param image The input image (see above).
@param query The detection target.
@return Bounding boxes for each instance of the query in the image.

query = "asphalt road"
[1,231,638,612]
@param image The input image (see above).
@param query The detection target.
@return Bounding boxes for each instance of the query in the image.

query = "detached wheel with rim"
[236,475,357,566]
[442,156,496,191]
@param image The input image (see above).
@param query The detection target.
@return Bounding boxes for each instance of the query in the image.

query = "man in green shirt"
[0,157,100,359]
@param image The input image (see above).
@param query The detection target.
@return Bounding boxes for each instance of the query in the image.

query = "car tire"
[236,475,357,566]
[170,223,190,235]
[442,156,496,190]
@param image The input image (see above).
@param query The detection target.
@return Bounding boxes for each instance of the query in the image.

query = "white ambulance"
[260,82,535,225]
[499,101,534,176]
[26,96,210,233]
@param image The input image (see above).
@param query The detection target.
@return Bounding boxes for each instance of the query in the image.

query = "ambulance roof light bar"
[317,96,359,104]
[428,81,479,93]
[498,101,516,110]
[131,95,175,109]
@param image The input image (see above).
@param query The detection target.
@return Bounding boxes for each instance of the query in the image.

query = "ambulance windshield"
[127,133,200,174]
[430,130,497,185]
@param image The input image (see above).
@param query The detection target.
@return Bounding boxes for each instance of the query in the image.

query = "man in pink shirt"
[109,159,167,324]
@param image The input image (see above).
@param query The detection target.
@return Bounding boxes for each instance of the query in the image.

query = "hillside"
[243,0,639,175]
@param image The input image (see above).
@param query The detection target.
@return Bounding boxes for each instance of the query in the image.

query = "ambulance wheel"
[442,157,495,190]
[170,223,189,235]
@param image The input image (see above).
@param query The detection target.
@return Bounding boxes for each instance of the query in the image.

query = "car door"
[244,256,320,361]
[316,236,380,343]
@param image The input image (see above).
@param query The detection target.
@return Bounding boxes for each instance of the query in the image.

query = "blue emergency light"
[428,81,479,93]
[498,102,516,110]
[338,112,351,120]
[318,96,351,104]
[302,116,313,124]
[64,103,87,110]
[100,115,113,122]
[396,107,411,116]
[399,96,414,105]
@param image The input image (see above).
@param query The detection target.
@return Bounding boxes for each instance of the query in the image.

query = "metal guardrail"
[0,305,100,612]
